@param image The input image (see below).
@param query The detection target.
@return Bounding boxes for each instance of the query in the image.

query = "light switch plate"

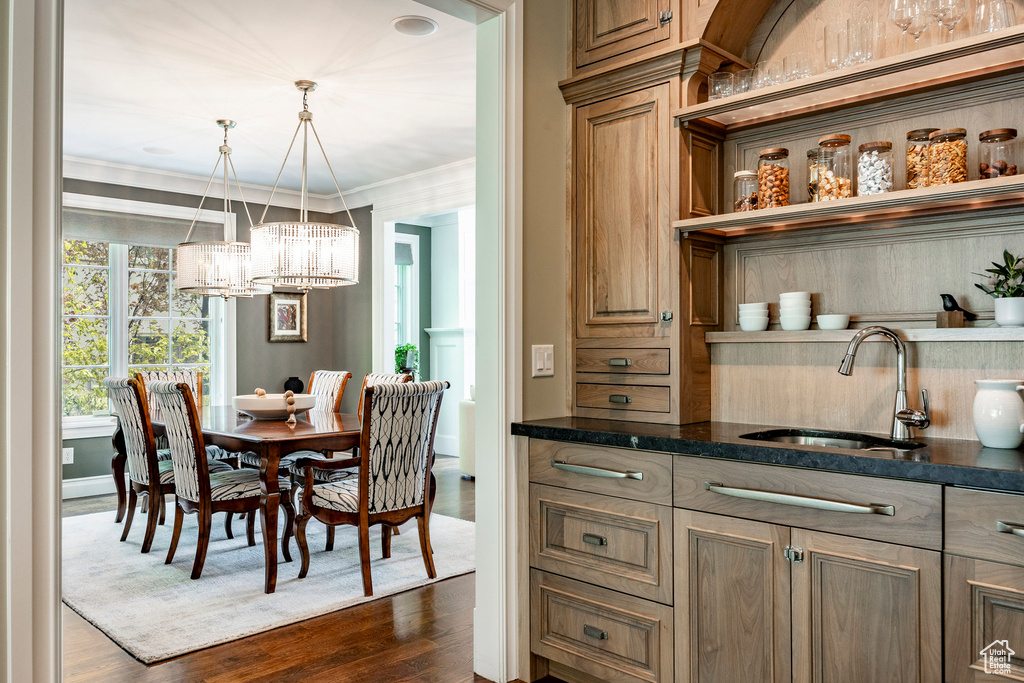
[62,447,74,465]
[531,344,554,377]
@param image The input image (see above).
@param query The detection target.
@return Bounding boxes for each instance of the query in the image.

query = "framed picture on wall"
[268,291,307,343]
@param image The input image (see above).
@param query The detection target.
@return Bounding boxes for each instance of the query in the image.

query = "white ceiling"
[63,0,476,195]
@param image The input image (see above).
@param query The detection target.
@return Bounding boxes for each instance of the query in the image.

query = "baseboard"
[62,474,117,500]
[434,433,459,457]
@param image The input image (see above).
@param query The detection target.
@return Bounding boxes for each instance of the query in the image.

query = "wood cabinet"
[573,0,679,73]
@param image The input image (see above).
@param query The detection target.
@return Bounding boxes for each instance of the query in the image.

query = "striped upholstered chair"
[103,377,233,553]
[293,380,448,596]
[150,380,296,580]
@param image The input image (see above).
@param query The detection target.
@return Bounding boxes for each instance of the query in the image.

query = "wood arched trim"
[696,0,777,57]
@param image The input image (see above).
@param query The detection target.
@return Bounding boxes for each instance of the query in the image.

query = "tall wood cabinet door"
[673,509,791,683]
[575,83,672,340]
[945,554,1024,682]
[575,0,674,70]
[790,530,942,683]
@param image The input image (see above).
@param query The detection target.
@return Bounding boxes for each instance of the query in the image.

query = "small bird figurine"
[940,294,977,321]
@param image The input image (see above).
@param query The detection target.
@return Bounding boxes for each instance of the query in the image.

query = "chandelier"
[176,120,271,298]
[249,80,360,290]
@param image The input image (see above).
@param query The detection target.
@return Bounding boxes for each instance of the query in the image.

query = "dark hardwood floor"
[62,456,496,682]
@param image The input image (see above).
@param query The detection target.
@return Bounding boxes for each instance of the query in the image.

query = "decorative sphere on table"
[284,390,297,425]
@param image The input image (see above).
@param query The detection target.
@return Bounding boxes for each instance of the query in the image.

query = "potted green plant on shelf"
[976,249,1024,327]
[395,342,419,378]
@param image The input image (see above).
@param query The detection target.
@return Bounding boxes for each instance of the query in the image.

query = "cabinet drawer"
[531,484,672,604]
[946,487,1024,567]
[531,569,673,683]
[530,440,673,505]
[576,383,670,413]
[576,348,670,375]
[673,456,942,550]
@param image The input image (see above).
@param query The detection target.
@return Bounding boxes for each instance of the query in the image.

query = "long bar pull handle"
[608,358,632,367]
[583,625,608,640]
[608,394,632,404]
[704,481,895,516]
[996,521,1024,538]
[582,533,608,546]
[551,460,644,480]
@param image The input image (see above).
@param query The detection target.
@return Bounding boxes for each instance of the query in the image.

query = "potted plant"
[976,249,1024,327]
[395,342,419,378]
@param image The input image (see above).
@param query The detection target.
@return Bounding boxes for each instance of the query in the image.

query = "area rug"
[62,506,475,663]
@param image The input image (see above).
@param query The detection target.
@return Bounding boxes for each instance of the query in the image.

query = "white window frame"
[394,232,420,351]
[60,193,235,440]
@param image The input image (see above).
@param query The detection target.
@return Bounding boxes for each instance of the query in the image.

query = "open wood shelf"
[673,175,1024,238]
[673,25,1024,130]
[706,327,1024,343]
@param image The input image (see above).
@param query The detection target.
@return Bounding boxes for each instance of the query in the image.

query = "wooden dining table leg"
[259,443,281,594]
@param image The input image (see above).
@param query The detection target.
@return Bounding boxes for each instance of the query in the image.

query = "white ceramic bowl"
[738,302,769,311]
[780,302,811,310]
[780,315,812,331]
[780,305,812,315]
[816,314,850,330]
[780,291,811,300]
[232,393,316,420]
[739,310,770,318]
[739,317,769,331]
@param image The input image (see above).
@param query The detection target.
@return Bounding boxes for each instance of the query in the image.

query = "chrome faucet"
[838,326,930,441]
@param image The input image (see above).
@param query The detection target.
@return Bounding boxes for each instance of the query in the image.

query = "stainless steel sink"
[739,428,927,452]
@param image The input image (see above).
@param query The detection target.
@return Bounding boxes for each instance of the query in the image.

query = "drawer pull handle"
[608,394,632,404]
[608,358,632,367]
[704,481,895,516]
[582,533,608,546]
[551,460,643,480]
[996,520,1024,538]
[583,624,608,640]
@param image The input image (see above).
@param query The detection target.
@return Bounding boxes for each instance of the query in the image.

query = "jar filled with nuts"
[906,128,937,189]
[733,170,758,212]
[816,134,853,201]
[806,148,820,202]
[978,128,1018,179]
[857,141,894,196]
[758,148,790,208]
[928,128,968,186]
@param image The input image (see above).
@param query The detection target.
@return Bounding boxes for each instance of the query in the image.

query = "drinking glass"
[824,24,847,71]
[733,68,756,94]
[906,2,931,47]
[784,52,814,81]
[756,59,783,88]
[708,72,734,100]
[889,0,916,51]
[942,0,967,39]
[848,12,876,65]
[976,0,1016,34]
[924,0,951,36]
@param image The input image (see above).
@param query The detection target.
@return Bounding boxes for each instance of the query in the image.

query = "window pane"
[172,319,210,364]
[129,318,170,365]
[63,317,108,367]
[63,239,109,266]
[63,367,109,417]
[128,270,170,317]
[128,245,170,270]
[63,266,108,316]
[172,285,207,318]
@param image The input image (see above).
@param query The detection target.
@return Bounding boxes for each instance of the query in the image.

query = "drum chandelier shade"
[176,120,271,299]
[249,80,360,290]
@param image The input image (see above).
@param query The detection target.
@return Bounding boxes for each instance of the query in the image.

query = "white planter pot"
[994,297,1024,327]
[973,379,1024,449]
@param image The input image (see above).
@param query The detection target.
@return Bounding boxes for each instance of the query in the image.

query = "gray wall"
[61,178,373,479]
[395,222,432,381]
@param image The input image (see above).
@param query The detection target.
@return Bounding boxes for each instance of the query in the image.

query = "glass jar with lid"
[906,128,937,189]
[733,171,758,212]
[816,134,853,201]
[757,148,790,208]
[978,128,1018,179]
[857,141,894,196]
[806,149,820,202]
[928,128,968,185]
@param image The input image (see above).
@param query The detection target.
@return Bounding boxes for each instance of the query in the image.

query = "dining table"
[113,406,362,593]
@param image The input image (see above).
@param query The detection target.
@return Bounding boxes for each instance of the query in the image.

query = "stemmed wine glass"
[906,2,931,48]
[889,0,917,52]
[942,0,967,40]
[924,0,951,36]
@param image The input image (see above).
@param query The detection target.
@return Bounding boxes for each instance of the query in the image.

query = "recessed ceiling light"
[391,15,438,37]
[142,146,174,155]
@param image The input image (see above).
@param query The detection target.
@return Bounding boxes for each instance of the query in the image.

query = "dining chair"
[292,380,448,596]
[149,380,296,580]
[103,377,234,553]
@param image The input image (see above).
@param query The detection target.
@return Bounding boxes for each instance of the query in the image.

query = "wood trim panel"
[574,0,673,71]
[576,383,671,413]
[576,348,671,374]
[672,456,943,550]
[529,440,673,506]
[531,483,673,604]
[946,487,1024,569]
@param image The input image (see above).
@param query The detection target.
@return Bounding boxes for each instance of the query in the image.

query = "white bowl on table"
[780,315,812,331]
[780,291,811,300]
[816,314,850,330]
[739,317,770,331]
[780,302,812,313]
[740,309,769,318]
[739,302,769,311]
[232,393,316,420]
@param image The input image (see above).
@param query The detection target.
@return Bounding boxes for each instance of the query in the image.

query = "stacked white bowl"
[739,302,769,331]
[779,291,812,330]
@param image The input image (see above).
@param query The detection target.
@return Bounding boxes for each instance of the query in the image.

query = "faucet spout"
[836,326,918,440]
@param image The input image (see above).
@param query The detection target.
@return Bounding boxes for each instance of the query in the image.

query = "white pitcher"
[973,379,1024,449]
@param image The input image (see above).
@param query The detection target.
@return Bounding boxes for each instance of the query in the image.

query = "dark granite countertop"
[511,417,1024,494]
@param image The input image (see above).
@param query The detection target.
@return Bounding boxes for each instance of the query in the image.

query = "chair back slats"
[148,380,209,503]
[307,370,352,413]
[362,380,447,514]
[135,370,203,421]
[357,372,413,421]
[103,377,156,486]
